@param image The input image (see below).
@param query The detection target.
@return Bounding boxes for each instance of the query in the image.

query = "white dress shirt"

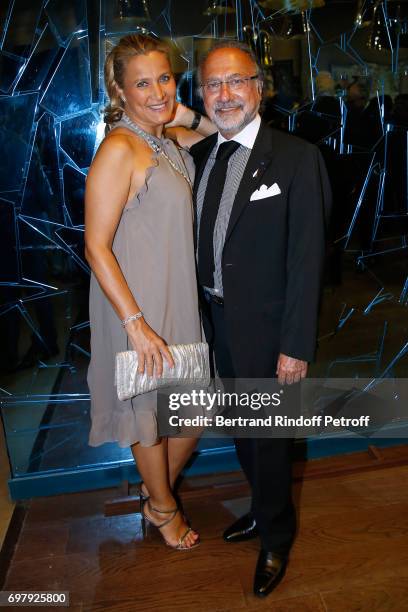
[216,113,261,152]
[197,114,262,296]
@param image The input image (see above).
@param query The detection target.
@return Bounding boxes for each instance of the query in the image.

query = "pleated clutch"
[115,342,211,400]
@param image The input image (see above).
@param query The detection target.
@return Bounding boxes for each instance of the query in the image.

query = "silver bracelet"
[121,311,144,327]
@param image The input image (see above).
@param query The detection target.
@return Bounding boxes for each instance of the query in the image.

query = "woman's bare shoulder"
[92,129,129,161]
[101,128,139,153]
[86,133,134,187]
[92,127,150,169]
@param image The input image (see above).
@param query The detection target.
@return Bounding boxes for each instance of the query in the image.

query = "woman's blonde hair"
[104,34,170,125]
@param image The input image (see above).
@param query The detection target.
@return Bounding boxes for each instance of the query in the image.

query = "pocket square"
[250,183,281,201]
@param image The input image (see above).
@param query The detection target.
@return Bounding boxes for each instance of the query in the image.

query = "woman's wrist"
[125,316,145,333]
[180,107,197,129]
[121,311,144,328]
[190,110,202,130]
[179,106,201,130]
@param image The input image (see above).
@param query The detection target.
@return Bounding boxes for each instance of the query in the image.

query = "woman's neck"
[124,109,163,138]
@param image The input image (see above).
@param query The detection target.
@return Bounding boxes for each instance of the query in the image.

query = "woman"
[85,34,214,550]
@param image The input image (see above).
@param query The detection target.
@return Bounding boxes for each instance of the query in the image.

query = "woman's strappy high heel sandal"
[137,482,150,515]
[140,498,200,551]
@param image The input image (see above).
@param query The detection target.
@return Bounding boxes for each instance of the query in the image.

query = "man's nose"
[218,81,232,100]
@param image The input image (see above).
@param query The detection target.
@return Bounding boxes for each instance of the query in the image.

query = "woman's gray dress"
[87,121,201,447]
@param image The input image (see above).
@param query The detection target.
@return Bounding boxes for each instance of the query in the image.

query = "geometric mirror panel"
[45,0,87,46]
[14,24,61,93]
[1,0,407,499]
[0,52,26,93]
[40,35,91,116]
[0,93,38,192]
[60,111,100,169]
[0,197,18,282]
[1,0,43,58]
[62,165,86,227]
[20,113,64,224]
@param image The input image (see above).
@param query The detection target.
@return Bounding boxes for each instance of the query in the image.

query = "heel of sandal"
[141,499,200,551]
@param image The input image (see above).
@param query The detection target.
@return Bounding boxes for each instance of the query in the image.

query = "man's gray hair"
[196,39,264,89]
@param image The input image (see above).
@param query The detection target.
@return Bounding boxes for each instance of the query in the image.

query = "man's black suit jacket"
[190,121,332,377]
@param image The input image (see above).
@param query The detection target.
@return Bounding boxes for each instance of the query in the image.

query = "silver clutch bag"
[115,342,211,400]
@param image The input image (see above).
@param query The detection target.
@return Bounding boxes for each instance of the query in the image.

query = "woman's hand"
[126,318,175,377]
[165,101,194,129]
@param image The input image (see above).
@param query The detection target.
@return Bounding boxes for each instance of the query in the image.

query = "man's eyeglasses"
[201,74,259,93]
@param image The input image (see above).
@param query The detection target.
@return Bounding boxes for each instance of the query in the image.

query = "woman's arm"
[85,134,174,375]
[165,102,217,149]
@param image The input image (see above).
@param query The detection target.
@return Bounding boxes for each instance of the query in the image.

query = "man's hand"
[276,353,307,385]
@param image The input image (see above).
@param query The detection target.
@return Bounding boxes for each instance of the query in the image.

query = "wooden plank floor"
[2,449,408,611]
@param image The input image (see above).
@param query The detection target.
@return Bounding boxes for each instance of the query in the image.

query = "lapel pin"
[253,160,266,178]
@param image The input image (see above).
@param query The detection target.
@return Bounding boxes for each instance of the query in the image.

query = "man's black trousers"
[207,299,296,555]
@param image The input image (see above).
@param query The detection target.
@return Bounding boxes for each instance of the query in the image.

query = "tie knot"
[216,140,240,161]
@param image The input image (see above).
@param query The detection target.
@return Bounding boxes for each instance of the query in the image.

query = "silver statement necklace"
[122,113,192,190]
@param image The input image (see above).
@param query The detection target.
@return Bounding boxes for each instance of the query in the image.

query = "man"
[190,40,331,598]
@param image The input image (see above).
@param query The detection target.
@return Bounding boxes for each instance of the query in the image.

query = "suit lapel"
[192,133,218,250]
[225,122,276,245]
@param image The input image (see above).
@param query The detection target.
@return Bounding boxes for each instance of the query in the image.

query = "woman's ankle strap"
[148,500,178,514]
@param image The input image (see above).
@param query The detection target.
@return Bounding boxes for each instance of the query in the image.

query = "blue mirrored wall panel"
[60,111,100,169]
[62,165,86,227]
[0,2,12,41]
[14,24,61,93]
[1,0,43,58]
[41,35,91,117]
[0,198,18,282]
[0,93,38,192]
[20,113,64,224]
[45,0,87,46]
[0,0,407,498]
[0,52,25,92]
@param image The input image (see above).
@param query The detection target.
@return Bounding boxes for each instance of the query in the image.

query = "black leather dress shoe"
[223,513,258,542]
[253,550,287,598]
